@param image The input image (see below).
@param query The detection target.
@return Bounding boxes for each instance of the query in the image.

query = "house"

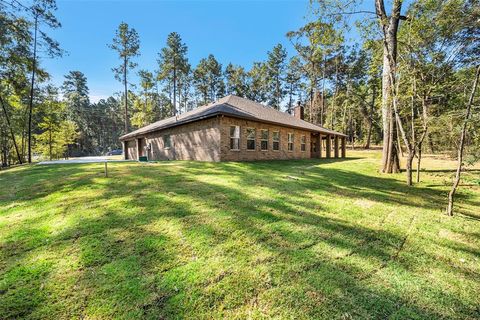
[119,95,347,161]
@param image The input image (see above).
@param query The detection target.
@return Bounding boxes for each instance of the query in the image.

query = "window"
[246,128,256,150]
[230,126,240,150]
[163,135,171,149]
[272,131,280,151]
[288,133,294,151]
[260,129,268,151]
[301,135,306,152]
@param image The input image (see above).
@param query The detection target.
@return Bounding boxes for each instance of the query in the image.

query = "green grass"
[1,150,479,319]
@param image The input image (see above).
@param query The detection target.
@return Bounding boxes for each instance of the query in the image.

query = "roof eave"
[119,112,347,141]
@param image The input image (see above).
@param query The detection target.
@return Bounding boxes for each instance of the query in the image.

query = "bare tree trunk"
[396,123,404,157]
[320,56,326,126]
[416,95,429,183]
[0,94,23,164]
[124,56,129,133]
[364,84,376,149]
[406,151,414,186]
[27,13,38,163]
[48,125,52,161]
[447,65,480,216]
[308,79,314,122]
[376,0,402,174]
[416,141,422,183]
[173,56,177,116]
[365,122,373,149]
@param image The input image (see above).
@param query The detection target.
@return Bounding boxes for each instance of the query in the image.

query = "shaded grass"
[0,150,479,319]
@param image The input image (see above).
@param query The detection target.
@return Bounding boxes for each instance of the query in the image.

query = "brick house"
[119,95,347,161]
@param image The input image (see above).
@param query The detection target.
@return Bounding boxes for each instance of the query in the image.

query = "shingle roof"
[119,95,347,140]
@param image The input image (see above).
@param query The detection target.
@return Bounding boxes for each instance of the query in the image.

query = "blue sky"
[41,0,368,102]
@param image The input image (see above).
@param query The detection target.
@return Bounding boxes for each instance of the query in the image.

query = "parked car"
[106,149,123,156]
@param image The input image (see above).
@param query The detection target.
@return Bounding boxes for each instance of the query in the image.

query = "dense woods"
[1,0,478,203]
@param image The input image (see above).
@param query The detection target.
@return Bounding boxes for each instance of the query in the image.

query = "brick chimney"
[293,101,304,120]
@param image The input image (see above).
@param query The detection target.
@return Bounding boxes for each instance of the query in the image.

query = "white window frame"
[288,133,294,152]
[246,128,256,151]
[272,131,280,151]
[301,135,306,152]
[260,129,268,151]
[230,125,240,151]
[163,135,171,149]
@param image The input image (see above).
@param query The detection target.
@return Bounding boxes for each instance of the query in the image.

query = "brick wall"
[123,115,324,162]
[125,117,221,161]
[125,140,137,160]
[219,116,312,161]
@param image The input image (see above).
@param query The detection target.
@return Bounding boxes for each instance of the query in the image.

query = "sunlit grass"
[0,150,479,319]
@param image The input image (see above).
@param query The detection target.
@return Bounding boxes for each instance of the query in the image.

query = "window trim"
[301,135,306,152]
[246,127,256,151]
[230,125,240,151]
[260,129,268,151]
[287,133,294,152]
[163,134,171,149]
[272,131,280,151]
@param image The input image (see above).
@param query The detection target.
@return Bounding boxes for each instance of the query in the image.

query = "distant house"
[120,95,347,161]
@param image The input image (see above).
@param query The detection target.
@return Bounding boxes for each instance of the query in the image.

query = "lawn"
[1,150,479,319]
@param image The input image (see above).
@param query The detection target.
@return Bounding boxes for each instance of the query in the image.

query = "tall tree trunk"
[27,13,38,163]
[173,56,177,116]
[381,45,400,173]
[447,65,480,216]
[406,151,414,186]
[48,125,52,161]
[320,56,326,126]
[288,83,293,113]
[124,56,129,133]
[416,141,422,183]
[0,94,23,164]
[376,0,402,174]
[416,95,429,183]
[365,84,376,149]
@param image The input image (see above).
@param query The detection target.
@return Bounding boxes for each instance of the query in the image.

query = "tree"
[193,54,224,105]
[247,62,268,103]
[20,0,62,163]
[389,0,478,185]
[225,63,248,97]
[62,71,91,154]
[287,20,340,124]
[177,63,193,113]
[109,22,140,134]
[35,86,78,160]
[266,44,287,109]
[285,57,304,113]
[0,1,32,164]
[157,32,188,115]
[132,69,156,127]
[446,65,480,216]
[375,0,407,174]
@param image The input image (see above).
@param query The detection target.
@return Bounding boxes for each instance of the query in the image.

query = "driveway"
[38,156,127,165]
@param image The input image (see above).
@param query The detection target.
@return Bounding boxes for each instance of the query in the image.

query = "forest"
[1,0,478,178]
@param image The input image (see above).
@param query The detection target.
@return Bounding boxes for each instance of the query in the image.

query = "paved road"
[38,156,127,165]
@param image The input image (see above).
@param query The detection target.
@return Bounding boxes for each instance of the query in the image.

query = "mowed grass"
[0,150,479,319]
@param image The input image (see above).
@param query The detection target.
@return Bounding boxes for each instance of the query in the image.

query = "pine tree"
[266,44,287,110]
[193,54,224,105]
[225,63,248,97]
[285,56,304,113]
[247,62,268,103]
[157,32,189,116]
[109,22,140,134]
